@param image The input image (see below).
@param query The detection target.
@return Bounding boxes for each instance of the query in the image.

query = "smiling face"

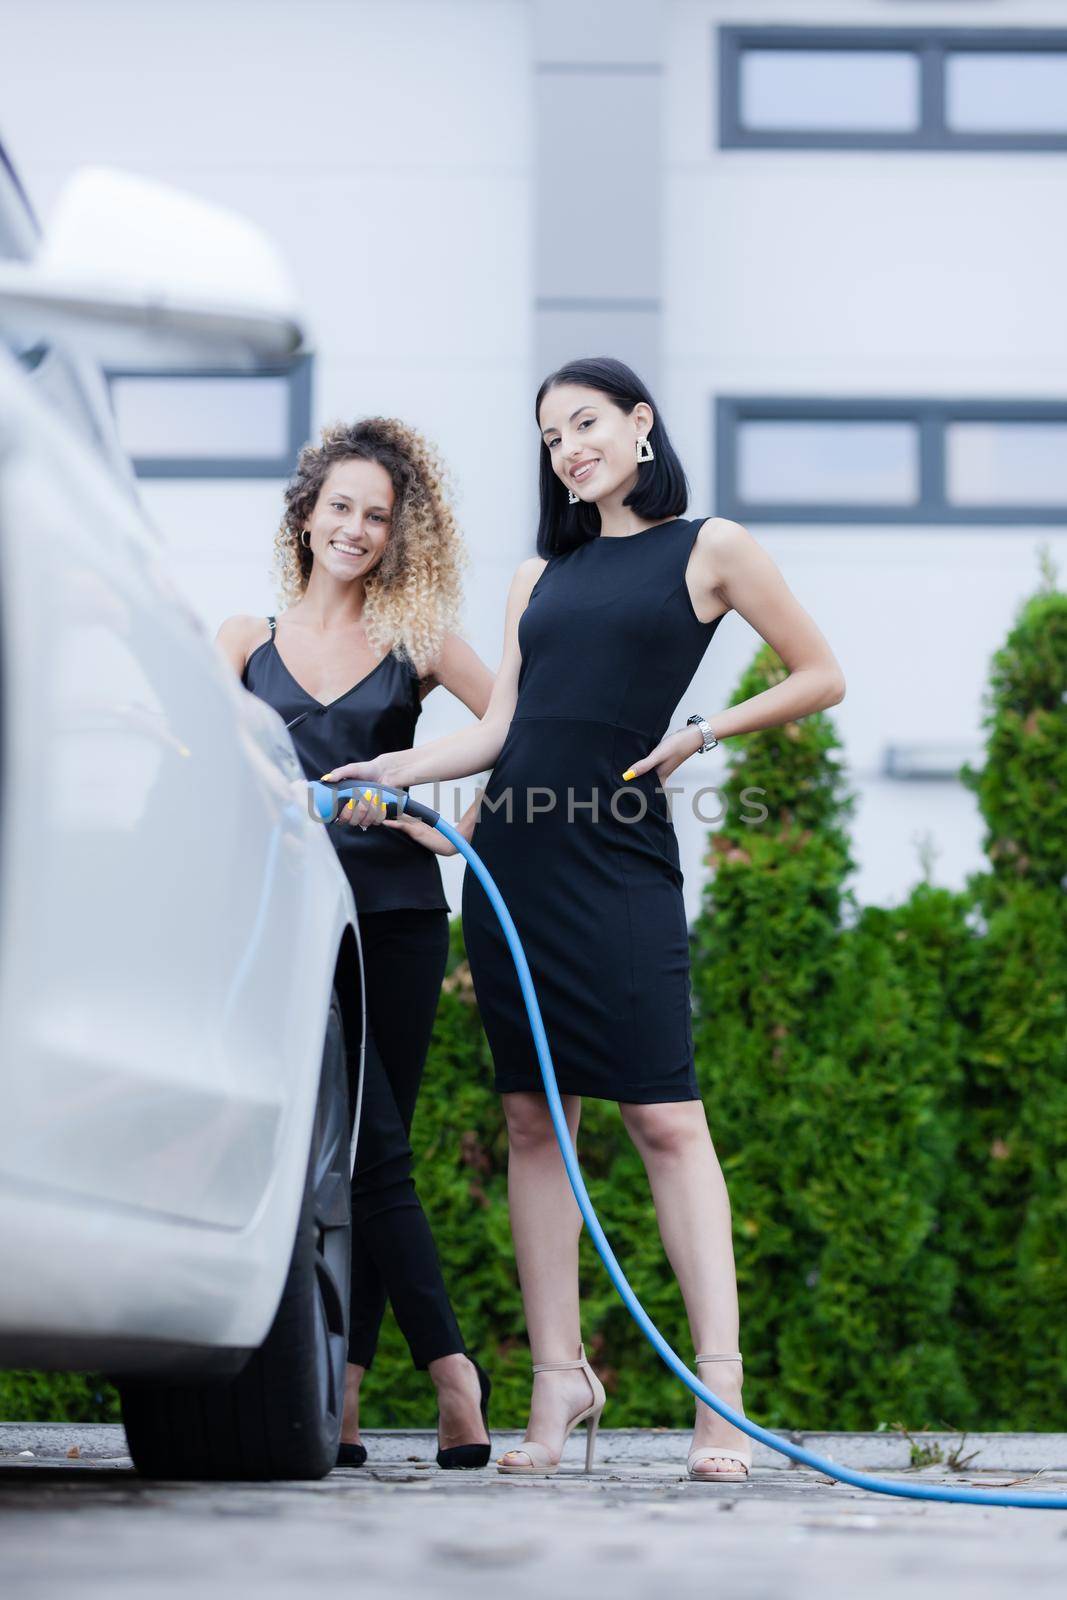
[538,382,654,506]
[303,457,394,581]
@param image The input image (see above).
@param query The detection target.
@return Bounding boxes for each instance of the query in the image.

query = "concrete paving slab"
[4,1421,1067,1471]
[1,1426,1065,1600]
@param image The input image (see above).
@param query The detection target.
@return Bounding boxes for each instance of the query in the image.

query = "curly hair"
[273,417,468,678]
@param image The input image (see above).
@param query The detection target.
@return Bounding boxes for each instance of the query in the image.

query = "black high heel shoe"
[436,1357,492,1470]
[336,1440,368,1468]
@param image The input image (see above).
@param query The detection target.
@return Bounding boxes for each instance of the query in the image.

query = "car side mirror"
[0,165,304,369]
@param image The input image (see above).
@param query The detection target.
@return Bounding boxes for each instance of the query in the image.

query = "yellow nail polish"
[343,800,354,815]
[622,768,636,781]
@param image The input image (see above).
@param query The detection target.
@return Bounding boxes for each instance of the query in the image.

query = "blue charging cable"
[310,779,1067,1509]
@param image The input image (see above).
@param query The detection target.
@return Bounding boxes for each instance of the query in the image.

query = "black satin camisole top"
[242,616,448,915]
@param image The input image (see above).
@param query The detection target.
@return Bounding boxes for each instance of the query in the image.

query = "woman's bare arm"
[622,519,845,786]
[214,614,266,679]
[420,630,495,717]
[325,557,546,792]
[700,518,846,732]
[377,631,496,854]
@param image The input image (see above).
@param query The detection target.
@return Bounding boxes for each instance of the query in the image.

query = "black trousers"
[348,907,466,1372]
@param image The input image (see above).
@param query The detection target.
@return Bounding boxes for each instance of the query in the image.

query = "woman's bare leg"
[497,1091,597,1465]
[619,1099,750,1476]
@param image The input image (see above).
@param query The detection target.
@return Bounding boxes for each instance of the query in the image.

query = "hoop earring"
[636,437,654,464]
[568,489,579,505]
[300,528,311,548]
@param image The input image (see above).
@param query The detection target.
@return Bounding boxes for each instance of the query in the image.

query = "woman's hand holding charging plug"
[384,795,480,857]
[320,754,393,830]
[381,812,450,854]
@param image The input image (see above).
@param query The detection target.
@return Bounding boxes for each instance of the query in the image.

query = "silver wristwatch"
[686,714,719,753]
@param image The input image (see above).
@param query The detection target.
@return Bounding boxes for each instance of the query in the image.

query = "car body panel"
[0,156,362,1371]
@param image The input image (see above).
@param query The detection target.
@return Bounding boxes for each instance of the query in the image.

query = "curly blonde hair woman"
[216,416,496,1471]
[272,417,467,679]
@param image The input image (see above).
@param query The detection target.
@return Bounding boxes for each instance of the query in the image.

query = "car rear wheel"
[118,992,352,1480]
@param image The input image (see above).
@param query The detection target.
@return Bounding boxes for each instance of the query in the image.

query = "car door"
[0,336,325,1230]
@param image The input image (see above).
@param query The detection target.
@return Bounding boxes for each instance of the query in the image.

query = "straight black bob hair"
[534,356,689,558]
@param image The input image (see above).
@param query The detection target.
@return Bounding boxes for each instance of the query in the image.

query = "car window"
[5,335,130,471]
[0,142,37,262]
[0,139,136,487]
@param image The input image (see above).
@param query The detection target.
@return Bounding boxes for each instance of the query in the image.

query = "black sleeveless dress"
[242,617,448,915]
[460,517,727,1104]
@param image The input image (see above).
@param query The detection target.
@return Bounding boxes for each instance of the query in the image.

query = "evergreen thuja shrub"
[0,1370,120,1425]
[962,547,1067,892]
[691,644,973,1430]
[946,551,1067,1428]
[794,884,976,1431]
[689,644,859,1428]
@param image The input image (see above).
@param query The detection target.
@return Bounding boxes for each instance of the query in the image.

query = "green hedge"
[945,548,1067,1429]
[688,647,974,1431]
[5,556,1064,1434]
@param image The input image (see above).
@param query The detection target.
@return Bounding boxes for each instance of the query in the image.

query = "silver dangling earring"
[636,436,655,464]
[300,528,311,548]
[568,489,579,505]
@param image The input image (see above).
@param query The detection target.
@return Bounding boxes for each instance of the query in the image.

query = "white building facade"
[3,0,1065,918]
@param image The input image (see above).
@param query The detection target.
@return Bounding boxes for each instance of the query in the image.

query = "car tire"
[118,991,352,1480]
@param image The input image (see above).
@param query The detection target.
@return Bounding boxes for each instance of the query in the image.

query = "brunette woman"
[324,361,847,1480]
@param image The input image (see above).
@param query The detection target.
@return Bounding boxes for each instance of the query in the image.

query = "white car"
[0,149,366,1479]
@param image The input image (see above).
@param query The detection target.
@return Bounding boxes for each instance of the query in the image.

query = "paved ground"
[3,1426,1067,1600]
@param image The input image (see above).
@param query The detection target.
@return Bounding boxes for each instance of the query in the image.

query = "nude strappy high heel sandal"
[686,1353,751,1482]
[496,1344,606,1476]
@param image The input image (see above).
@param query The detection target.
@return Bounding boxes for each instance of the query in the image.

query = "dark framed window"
[105,354,312,478]
[718,26,1067,151]
[715,398,1067,525]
